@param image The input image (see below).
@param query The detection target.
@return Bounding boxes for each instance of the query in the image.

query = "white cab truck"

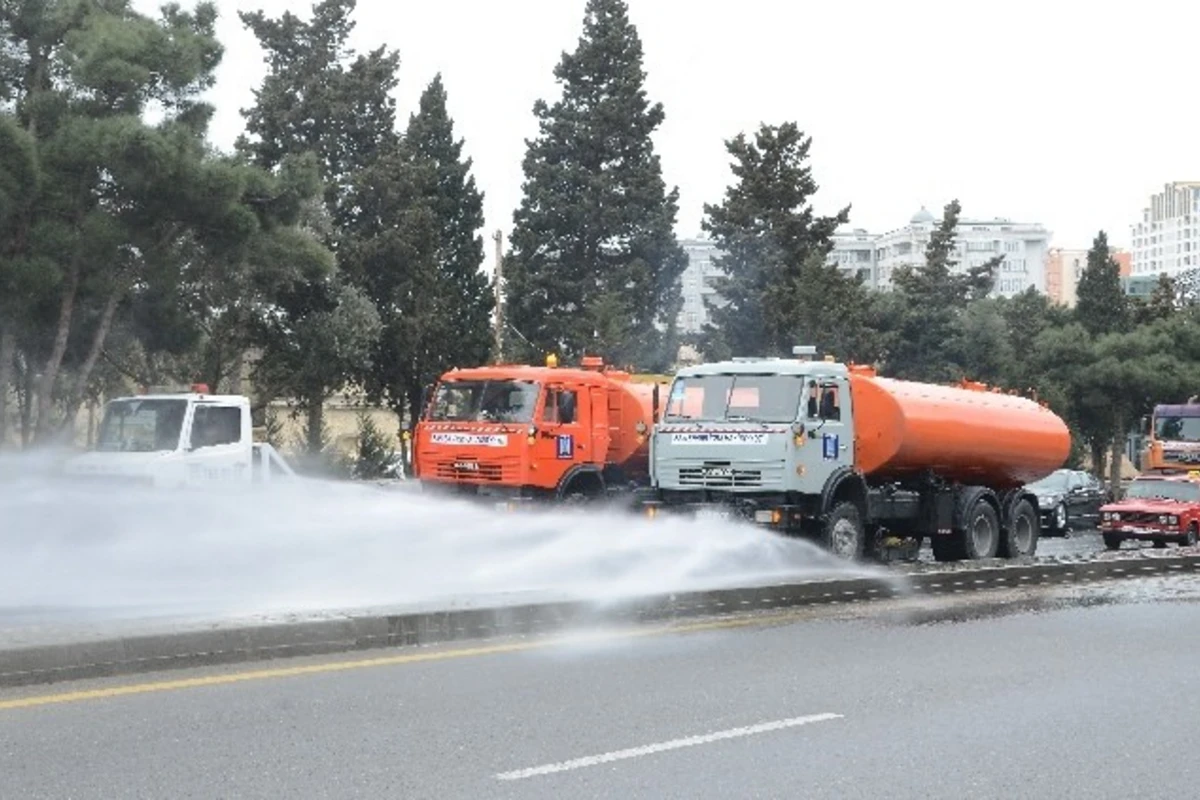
[60,386,294,489]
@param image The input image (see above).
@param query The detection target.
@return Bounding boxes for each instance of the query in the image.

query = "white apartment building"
[828,208,1051,295]
[829,229,877,286]
[676,238,721,334]
[871,208,1051,295]
[678,207,1051,333]
[1130,181,1200,277]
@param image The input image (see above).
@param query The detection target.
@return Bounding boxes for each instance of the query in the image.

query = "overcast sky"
[137,0,1199,274]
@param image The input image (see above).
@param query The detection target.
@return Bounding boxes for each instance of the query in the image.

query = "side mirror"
[1141,416,1150,435]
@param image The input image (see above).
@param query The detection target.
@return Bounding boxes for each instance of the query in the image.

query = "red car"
[1099,473,1200,550]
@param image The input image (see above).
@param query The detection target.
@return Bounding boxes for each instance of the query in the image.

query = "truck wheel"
[1103,534,1123,550]
[999,499,1038,558]
[961,499,999,560]
[822,502,865,560]
[560,475,604,505]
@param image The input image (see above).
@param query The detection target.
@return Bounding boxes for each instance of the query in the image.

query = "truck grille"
[678,465,762,488]
[431,457,518,483]
[661,459,787,490]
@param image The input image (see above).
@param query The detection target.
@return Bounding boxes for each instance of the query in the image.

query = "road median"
[4,552,1200,688]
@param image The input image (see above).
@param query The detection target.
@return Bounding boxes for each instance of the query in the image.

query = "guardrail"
[3,553,1199,688]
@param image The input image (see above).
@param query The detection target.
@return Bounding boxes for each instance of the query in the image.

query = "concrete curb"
[4,554,1200,688]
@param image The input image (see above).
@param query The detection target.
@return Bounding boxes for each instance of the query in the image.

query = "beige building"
[1045,247,1132,307]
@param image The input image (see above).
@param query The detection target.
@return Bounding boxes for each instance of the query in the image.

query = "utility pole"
[492,229,504,363]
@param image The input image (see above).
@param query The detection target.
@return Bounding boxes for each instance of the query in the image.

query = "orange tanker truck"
[641,346,1072,561]
[413,356,669,506]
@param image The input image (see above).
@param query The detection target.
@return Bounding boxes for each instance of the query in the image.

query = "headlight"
[1169,515,1180,526]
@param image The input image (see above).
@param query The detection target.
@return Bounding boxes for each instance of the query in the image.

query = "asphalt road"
[3,579,1200,800]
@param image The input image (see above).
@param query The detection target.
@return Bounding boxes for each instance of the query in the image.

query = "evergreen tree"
[1134,272,1177,324]
[350,75,493,427]
[239,0,397,450]
[504,0,686,369]
[0,0,327,443]
[700,122,850,359]
[238,0,399,225]
[885,199,1002,381]
[1075,230,1128,337]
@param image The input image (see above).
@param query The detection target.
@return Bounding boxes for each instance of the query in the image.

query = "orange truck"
[1141,401,1200,472]
[413,356,669,506]
[642,347,1072,561]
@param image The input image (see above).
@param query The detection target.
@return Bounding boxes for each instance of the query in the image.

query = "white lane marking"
[495,712,843,781]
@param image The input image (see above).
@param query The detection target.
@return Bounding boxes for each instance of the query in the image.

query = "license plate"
[695,508,730,521]
[454,461,479,471]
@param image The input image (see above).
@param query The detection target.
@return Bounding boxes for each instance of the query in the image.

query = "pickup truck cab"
[60,386,294,489]
[1099,473,1200,550]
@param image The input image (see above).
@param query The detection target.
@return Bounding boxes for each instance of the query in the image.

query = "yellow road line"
[0,612,794,712]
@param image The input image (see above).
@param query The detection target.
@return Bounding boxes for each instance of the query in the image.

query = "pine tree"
[239,0,397,451]
[504,0,686,369]
[0,0,327,443]
[1137,272,1177,324]
[238,0,399,225]
[351,75,493,427]
[1075,230,1128,337]
[699,122,853,358]
[886,199,1002,381]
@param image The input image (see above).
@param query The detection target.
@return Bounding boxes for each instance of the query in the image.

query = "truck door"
[801,377,852,480]
[184,402,253,485]
[537,384,587,489]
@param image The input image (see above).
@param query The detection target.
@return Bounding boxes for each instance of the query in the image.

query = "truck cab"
[1142,402,1200,470]
[414,357,664,505]
[61,386,293,489]
[648,349,851,522]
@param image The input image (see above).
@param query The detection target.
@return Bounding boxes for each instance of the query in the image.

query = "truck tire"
[822,502,865,560]
[1103,534,1123,550]
[961,499,1000,560]
[999,499,1039,558]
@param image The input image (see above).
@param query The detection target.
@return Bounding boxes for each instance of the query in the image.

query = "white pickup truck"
[60,386,294,489]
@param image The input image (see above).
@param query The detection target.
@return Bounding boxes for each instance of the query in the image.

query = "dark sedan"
[1025,469,1109,536]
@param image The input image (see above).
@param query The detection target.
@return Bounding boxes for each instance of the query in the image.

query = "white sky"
[137,0,1200,276]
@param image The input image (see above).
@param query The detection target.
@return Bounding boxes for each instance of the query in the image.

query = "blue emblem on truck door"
[822,433,839,460]
[557,434,574,459]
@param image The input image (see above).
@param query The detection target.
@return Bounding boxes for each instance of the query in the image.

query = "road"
[2,577,1200,799]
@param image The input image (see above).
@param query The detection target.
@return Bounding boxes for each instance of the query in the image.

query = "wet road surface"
[2,577,1200,799]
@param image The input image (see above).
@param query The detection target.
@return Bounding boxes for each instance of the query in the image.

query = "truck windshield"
[664,374,804,423]
[427,380,539,424]
[1155,415,1200,442]
[1125,480,1200,503]
[95,398,188,453]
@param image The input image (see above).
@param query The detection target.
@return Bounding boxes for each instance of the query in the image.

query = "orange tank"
[849,371,1070,488]
[604,374,661,474]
